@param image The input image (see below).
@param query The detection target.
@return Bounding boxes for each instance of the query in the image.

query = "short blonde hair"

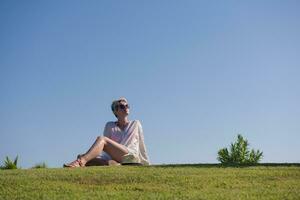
[111,97,128,118]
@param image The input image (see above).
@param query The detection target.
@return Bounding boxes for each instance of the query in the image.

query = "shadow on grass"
[149,163,300,168]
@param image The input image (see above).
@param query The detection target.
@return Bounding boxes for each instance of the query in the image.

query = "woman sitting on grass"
[64,97,150,167]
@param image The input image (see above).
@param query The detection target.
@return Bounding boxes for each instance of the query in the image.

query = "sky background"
[1,1,299,168]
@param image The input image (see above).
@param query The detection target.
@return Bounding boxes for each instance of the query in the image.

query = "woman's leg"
[80,136,129,165]
[85,158,108,166]
[85,158,121,166]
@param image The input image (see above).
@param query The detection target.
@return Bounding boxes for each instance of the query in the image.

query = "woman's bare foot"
[108,160,121,166]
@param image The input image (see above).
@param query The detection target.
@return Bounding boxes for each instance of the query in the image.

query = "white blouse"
[98,120,150,165]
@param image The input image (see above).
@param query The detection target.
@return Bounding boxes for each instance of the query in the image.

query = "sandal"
[63,158,85,168]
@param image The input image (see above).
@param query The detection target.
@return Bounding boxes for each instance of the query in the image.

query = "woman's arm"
[102,122,111,138]
[137,121,150,165]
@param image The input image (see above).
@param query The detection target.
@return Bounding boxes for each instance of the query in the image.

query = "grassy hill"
[1,164,300,199]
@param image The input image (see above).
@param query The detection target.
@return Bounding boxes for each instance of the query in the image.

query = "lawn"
[0,164,300,200]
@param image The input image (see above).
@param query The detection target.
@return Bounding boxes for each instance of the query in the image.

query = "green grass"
[1,164,300,200]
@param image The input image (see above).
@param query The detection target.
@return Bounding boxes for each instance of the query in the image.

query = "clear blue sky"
[1,1,299,168]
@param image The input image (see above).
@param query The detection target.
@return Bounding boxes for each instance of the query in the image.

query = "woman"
[63,97,150,167]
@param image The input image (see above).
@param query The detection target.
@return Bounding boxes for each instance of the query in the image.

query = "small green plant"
[32,162,48,169]
[217,134,263,165]
[0,156,19,169]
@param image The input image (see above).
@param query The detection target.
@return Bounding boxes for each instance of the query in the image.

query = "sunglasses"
[118,104,130,110]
